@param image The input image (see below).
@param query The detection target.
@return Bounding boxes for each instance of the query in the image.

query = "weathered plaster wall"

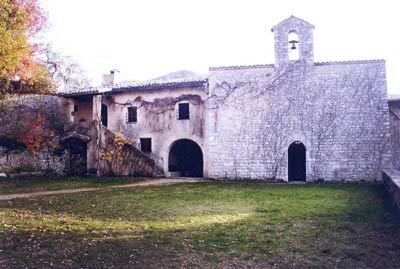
[102,87,207,177]
[73,98,93,124]
[206,61,391,181]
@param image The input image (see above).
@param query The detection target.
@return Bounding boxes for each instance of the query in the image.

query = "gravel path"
[0,178,209,201]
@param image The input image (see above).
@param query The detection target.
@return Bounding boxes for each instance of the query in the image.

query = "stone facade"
[206,60,390,181]
[0,147,65,175]
[57,16,393,181]
[0,95,67,175]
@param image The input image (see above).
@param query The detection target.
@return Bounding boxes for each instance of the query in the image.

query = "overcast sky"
[42,0,399,94]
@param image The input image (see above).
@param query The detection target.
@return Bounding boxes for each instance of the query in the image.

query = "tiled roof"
[209,59,385,71]
[111,77,208,92]
[314,59,385,66]
[57,87,111,97]
[58,70,208,96]
[209,64,275,71]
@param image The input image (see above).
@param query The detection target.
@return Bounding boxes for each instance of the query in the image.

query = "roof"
[271,15,315,32]
[209,64,275,71]
[314,59,385,66]
[111,76,208,92]
[209,59,385,71]
[111,70,208,92]
[57,86,111,97]
[58,70,208,96]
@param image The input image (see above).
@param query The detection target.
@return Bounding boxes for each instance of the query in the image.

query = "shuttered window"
[178,103,189,120]
[127,107,137,123]
[140,138,152,154]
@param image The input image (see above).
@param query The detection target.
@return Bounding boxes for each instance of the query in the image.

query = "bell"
[289,40,298,50]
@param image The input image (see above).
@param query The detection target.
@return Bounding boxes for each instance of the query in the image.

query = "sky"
[41,0,399,94]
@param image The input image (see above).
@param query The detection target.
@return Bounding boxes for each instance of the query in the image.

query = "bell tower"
[271,16,315,67]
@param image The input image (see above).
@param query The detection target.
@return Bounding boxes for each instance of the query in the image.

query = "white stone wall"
[206,61,391,181]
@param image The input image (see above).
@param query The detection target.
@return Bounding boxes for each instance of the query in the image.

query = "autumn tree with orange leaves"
[0,0,53,95]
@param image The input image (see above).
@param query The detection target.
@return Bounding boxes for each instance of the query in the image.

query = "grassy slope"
[0,181,399,268]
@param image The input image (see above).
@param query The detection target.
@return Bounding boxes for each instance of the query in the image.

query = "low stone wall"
[383,169,400,212]
[0,147,66,175]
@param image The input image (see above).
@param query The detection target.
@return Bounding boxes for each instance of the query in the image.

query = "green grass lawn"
[0,181,399,268]
[0,177,145,194]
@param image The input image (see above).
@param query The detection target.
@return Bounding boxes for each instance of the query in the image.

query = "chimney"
[102,69,119,86]
[109,70,115,85]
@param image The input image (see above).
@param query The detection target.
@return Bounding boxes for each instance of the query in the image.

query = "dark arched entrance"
[168,139,203,177]
[288,141,306,181]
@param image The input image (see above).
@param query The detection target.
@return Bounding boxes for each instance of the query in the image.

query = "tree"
[0,0,52,95]
[42,46,91,91]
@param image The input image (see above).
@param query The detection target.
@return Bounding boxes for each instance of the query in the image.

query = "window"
[71,105,78,116]
[140,138,151,154]
[127,107,137,123]
[101,104,108,127]
[178,103,189,120]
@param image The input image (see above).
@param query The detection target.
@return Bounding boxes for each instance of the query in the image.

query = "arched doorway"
[168,139,203,177]
[288,141,306,181]
[67,138,87,176]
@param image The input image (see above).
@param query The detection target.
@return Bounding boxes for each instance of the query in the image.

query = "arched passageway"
[168,139,203,178]
[288,141,306,181]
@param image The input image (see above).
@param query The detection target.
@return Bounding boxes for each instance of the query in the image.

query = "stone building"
[59,16,393,181]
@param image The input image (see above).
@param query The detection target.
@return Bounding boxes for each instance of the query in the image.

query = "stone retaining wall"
[383,169,400,212]
[0,147,65,175]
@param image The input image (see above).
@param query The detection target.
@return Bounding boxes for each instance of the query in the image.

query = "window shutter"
[127,107,137,123]
[178,103,189,120]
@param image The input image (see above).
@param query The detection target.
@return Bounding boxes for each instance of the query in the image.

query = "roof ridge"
[112,77,208,91]
[271,15,315,31]
[209,64,275,71]
[315,59,385,65]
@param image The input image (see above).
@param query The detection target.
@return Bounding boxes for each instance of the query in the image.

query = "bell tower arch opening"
[288,31,300,60]
[271,16,315,66]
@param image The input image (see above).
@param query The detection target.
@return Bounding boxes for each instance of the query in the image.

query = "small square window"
[127,107,137,123]
[178,103,189,120]
[140,138,151,154]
